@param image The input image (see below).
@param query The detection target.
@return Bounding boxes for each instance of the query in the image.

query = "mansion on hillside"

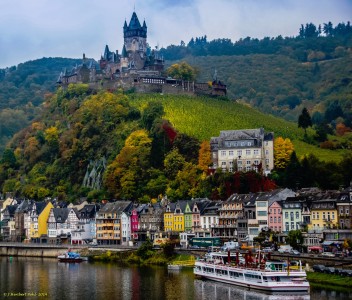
[57,11,227,97]
[210,128,274,175]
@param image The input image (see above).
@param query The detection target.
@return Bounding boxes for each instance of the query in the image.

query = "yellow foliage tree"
[274,137,294,170]
[198,140,212,173]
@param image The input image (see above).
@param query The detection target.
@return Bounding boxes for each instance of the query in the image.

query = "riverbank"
[307,271,352,292]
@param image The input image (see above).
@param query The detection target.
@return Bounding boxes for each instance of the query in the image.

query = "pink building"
[268,201,283,232]
[130,209,139,239]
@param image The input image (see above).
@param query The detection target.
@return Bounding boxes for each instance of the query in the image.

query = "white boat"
[194,251,309,293]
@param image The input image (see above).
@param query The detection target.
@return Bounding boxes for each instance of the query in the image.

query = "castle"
[57,11,226,96]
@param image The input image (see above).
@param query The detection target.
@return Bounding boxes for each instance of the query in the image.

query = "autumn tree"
[166,162,201,200]
[274,137,294,170]
[163,148,186,181]
[298,107,312,135]
[104,129,152,199]
[198,140,212,173]
[166,62,198,81]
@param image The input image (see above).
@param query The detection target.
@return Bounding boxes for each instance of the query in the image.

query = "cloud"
[0,0,351,68]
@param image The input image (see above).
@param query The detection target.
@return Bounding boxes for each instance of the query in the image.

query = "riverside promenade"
[0,242,135,258]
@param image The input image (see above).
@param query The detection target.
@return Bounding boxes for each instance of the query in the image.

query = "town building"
[210,128,274,175]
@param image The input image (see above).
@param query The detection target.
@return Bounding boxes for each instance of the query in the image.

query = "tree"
[286,230,303,250]
[274,137,294,170]
[163,148,185,180]
[166,62,198,81]
[198,140,212,173]
[298,107,312,135]
[141,101,164,131]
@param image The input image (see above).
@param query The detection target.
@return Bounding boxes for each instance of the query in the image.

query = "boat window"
[244,274,261,281]
[229,271,242,278]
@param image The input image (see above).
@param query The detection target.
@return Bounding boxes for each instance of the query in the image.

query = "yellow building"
[164,208,173,232]
[309,199,338,231]
[30,201,54,241]
[164,202,185,232]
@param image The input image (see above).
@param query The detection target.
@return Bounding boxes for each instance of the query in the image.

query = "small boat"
[194,251,309,293]
[167,264,182,271]
[58,251,87,263]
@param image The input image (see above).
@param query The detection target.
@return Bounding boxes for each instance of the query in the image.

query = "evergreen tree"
[298,107,312,135]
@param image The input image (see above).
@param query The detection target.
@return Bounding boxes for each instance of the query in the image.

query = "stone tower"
[123,12,147,70]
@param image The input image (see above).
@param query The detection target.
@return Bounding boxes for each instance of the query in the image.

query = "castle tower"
[123,12,147,69]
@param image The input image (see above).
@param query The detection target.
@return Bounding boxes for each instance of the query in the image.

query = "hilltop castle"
[57,12,226,96]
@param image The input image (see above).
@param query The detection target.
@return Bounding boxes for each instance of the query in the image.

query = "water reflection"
[0,257,350,300]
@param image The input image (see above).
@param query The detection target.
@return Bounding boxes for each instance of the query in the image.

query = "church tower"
[123,12,147,69]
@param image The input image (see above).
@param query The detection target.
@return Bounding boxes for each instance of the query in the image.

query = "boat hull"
[58,257,84,263]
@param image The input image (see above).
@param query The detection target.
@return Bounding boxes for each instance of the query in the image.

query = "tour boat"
[194,251,309,293]
[58,251,87,263]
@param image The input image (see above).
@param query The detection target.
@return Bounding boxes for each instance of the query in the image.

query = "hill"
[128,94,346,162]
[0,88,351,202]
[0,57,82,153]
[166,53,352,123]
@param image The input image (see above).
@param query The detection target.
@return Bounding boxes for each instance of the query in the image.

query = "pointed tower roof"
[122,44,128,58]
[128,12,141,29]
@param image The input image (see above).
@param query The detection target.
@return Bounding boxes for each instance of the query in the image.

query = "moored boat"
[194,251,309,293]
[58,251,87,263]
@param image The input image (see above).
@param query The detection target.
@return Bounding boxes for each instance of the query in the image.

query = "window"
[257,211,267,216]
[265,150,269,155]
[246,150,251,155]
[254,149,259,155]
[237,150,242,156]
[332,212,335,219]
[246,160,251,165]
[274,209,276,214]
[270,217,273,223]
[254,160,259,165]
[229,150,234,156]
[221,151,226,156]
[246,166,251,171]
[296,212,299,219]
[274,217,277,223]
[285,212,288,218]
[290,212,294,221]
[285,222,289,231]
[237,160,242,165]
[212,153,217,158]
[221,162,226,166]
[257,202,267,207]
[278,217,281,222]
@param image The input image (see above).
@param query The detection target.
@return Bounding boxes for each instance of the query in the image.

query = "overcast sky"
[1,0,351,68]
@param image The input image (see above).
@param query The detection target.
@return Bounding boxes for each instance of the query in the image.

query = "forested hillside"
[0,87,351,202]
[161,21,352,124]
[0,21,351,156]
[0,58,82,153]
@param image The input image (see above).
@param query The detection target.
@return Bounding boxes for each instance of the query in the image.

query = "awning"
[309,246,322,250]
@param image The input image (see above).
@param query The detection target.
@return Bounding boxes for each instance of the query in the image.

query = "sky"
[1,0,351,68]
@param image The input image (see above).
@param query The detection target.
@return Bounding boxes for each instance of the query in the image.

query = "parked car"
[290,250,300,255]
[312,265,326,272]
[340,269,352,277]
[321,252,335,257]
[334,268,343,276]
[324,267,335,274]
[262,247,273,253]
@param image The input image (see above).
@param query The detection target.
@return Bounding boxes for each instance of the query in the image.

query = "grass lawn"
[307,271,352,291]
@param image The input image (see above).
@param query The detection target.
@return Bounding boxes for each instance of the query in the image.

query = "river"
[0,257,350,300]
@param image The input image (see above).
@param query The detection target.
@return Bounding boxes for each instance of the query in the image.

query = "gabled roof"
[52,208,69,223]
[78,204,97,219]
[36,201,48,215]
[98,201,133,214]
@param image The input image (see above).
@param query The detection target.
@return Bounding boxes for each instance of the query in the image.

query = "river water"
[0,257,350,300]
